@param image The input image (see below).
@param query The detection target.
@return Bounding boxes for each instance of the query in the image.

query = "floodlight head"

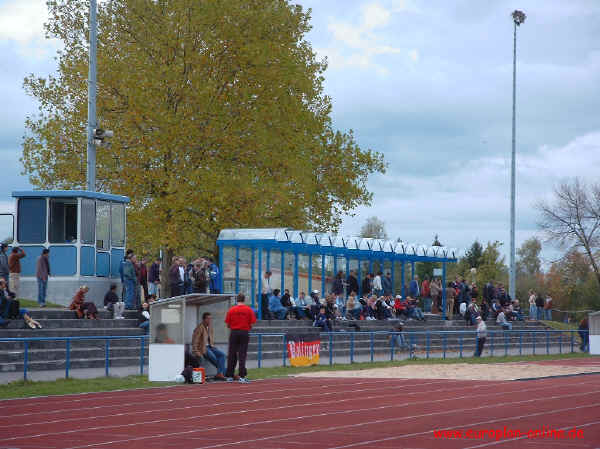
[512,10,526,26]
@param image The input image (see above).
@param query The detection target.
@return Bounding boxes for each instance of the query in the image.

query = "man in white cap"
[474,316,487,357]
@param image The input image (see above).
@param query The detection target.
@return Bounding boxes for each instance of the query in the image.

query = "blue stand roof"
[12,190,130,204]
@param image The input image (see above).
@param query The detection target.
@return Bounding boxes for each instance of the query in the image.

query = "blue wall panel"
[18,246,45,277]
[96,252,110,277]
[17,198,46,244]
[48,246,77,276]
[111,248,124,279]
[80,246,95,276]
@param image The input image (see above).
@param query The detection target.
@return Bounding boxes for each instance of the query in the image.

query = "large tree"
[22,0,385,258]
[359,216,387,239]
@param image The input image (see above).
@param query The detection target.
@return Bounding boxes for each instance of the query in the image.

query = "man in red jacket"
[225,293,256,383]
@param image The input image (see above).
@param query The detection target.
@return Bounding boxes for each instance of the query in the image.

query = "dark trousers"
[226,329,250,378]
[475,337,486,357]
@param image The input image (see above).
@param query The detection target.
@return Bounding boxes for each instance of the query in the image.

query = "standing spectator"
[421,276,431,312]
[535,293,544,320]
[544,294,553,320]
[168,257,185,297]
[191,312,226,380]
[579,317,589,352]
[445,283,456,320]
[372,271,383,297]
[225,293,256,383]
[8,247,25,298]
[119,249,134,300]
[528,290,537,321]
[309,290,321,319]
[148,257,161,298]
[122,254,138,309]
[430,278,441,313]
[332,271,344,296]
[409,275,420,299]
[0,243,8,282]
[36,249,50,307]
[382,272,393,297]
[192,260,208,293]
[208,258,220,294]
[138,258,149,301]
[104,283,124,319]
[361,273,372,296]
[346,270,359,298]
[474,316,487,357]
[261,271,273,319]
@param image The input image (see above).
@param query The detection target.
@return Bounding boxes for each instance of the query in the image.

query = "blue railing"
[0,335,146,381]
[250,329,588,368]
[0,329,588,381]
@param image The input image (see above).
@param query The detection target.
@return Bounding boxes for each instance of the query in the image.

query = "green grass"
[1,352,593,400]
[541,320,577,331]
[18,299,65,308]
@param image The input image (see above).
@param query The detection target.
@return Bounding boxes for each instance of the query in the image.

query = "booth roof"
[150,294,235,308]
[12,190,130,204]
[217,228,459,259]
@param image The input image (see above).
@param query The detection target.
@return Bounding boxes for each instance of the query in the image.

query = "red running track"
[2,368,600,448]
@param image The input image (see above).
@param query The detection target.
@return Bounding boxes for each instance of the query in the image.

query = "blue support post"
[369,258,373,274]
[251,248,256,309]
[281,250,285,291]
[504,334,509,356]
[559,332,562,354]
[401,262,405,297]
[443,334,447,358]
[426,332,430,359]
[139,336,145,375]
[546,330,550,355]
[235,246,240,294]
[459,333,463,358]
[345,257,350,299]
[519,332,523,355]
[258,334,263,368]
[370,332,374,362]
[105,339,110,377]
[357,259,362,297]
[329,333,333,366]
[24,341,29,381]
[257,248,263,310]
[350,333,355,363]
[391,260,395,295]
[390,333,395,361]
[571,331,574,353]
[65,339,71,379]
[218,244,224,293]
[490,333,494,357]
[282,334,287,367]
[442,262,447,320]
[308,253,312,293]
[532,331,536,355]
[266,249,271,272]
[293,252,299,299]
[321,254,325,295]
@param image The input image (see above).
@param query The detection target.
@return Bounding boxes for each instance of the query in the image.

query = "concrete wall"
[18,276,122,307]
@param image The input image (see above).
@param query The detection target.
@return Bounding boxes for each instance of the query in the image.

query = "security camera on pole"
[509,9,526,302]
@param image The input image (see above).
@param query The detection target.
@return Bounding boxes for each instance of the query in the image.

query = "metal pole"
[86,0,98,191]
[509,19,517,301]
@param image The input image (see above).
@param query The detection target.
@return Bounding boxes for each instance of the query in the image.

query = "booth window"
[80,199,95,244]
[111,203,125,247]
[49,198,77,243]
[96,201,110,250]
[17,198,47,243]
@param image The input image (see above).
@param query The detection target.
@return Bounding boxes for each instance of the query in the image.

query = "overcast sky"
[1,0,599,261]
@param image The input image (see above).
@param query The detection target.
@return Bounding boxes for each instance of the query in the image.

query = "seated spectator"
[466,298,480,325]
[268,289,288,320]
[346,293,362,320]
[407,296,425,321]
[365,295,377,320]
[325,294,337,322]
[69,286,98,319]
[191,312,226,380]
[281,289,293,315]
[394,295,409,319]
[155,323,175,343]
[359,296,369,318]
[335,295,346,318]
[496,308,512,330]
[0,279,41,329]
[293,291,311,319]
[104,284,125,319]
[491,300,501,318]
[313,306,331,332]
[138,301,150,332]
[375,297,393,320]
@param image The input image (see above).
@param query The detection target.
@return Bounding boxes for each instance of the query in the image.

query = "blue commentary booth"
[6,190,129,306]
[216,228,459,319]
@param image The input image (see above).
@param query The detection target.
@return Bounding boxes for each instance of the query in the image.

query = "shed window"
[111,203,125,247]
[96,201,110,250]
[49,198,77,243]
[81,199,95,244]
[17,198,47,244]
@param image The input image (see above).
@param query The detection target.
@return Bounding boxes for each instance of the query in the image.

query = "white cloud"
[341,130,600,258]
[408,49,419,62]
[0,0,59,58]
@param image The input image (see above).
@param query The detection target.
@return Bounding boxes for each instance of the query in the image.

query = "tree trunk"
[161,247,174,298]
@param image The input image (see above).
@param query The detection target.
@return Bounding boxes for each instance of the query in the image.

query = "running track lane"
[2,375,600,449]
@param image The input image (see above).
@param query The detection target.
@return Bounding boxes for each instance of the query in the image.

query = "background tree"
[417,235,443,281]
[22,0,385,261]
[359,216,388,239]
[537,178,600,290]
[515,237,543,301]
[463,240,483,269]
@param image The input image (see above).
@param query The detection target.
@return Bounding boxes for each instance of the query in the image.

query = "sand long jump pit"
[295,358,600,381]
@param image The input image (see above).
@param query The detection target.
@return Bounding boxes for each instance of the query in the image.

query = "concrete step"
[0,356,145,372]
[2,319,139,330]
[0,346,149,363]
[26,309,139,320]
[0,338,147,350]
[0,328,145,338]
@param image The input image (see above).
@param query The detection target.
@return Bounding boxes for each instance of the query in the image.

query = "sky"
[0,0,599,263]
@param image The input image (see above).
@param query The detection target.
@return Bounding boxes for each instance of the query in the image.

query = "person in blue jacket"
[313,306,331,332]
[268,289,288,320]
[208,258,220,294]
